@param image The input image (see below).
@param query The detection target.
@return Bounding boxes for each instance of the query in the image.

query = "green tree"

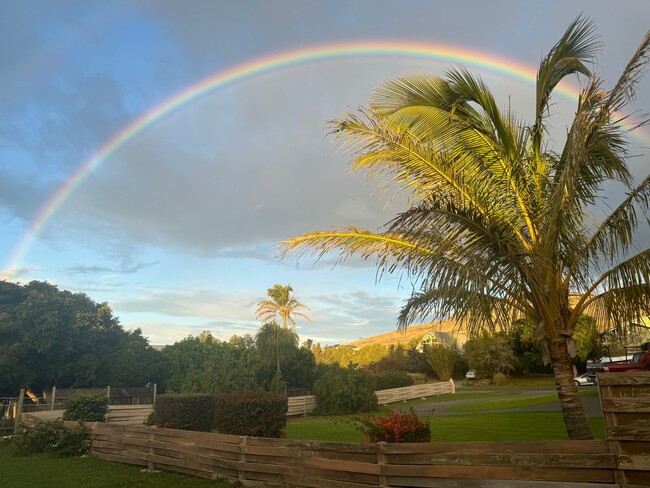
[282,18,650,439]
[463,333,517,379]
[256,284,312,329]
[0,281,165,395]
[255,322,299,392]
[422,344,457,381]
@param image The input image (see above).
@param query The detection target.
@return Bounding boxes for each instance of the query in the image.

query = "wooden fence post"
[50,386,56,411]
[148,427,155,472]
[449,378,455,394]
[152,384,157,404]
[13,388,25,433]
[377,442,388,488]
[239,436,247,483]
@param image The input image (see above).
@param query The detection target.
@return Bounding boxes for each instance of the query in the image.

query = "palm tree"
[281,17,650,439]
[256,284,312,329]
[255,321,299,392]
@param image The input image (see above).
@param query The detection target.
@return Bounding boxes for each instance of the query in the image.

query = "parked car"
[574,373,596,387]
[465,370,477,380]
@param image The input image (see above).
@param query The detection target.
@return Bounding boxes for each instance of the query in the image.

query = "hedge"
[214,391,287,438]
[152,394,215,432]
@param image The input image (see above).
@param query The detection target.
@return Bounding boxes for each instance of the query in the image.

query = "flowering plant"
[156,421,174,429]
[355,408,431,443]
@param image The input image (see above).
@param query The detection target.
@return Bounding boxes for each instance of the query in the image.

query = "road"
[407,384,603,417]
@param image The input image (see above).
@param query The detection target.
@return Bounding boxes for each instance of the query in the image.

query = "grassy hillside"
[349,320,468,348]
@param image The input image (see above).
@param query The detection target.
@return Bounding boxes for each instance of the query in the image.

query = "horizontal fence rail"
[81,422,619,488]
[288,380,455,417]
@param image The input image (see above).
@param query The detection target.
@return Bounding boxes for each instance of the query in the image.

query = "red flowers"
[356,408,430,443]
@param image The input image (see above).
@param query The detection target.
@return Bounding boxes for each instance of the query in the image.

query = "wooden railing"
[21,404,153,426]
[598,370,650,487]
[83,422,619,488]
[287,380,454,416]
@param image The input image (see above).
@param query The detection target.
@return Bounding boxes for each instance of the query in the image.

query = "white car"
[465,370,477,380]
[574,373,596,386]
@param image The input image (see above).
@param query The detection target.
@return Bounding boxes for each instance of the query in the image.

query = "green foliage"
[62,393,108,422]
[12,420,87,457]
[153,394,215,432]
[256,322,299,378]
[573,316,605,363]
[463,333,516,380]
[355,408,431,443]
[256,284,311,329]
[374,370,414,390]
[162,332,261,394]
[422,344,457,381]
[507,319,548,375]
[0,281,166,395]
[213,391,287,438]
[313,365,378,415]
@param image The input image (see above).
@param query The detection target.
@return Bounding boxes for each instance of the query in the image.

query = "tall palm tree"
[281,17,650,439]
[256,284,312,329]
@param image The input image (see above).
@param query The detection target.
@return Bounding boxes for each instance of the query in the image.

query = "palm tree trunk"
[549,337,593,440]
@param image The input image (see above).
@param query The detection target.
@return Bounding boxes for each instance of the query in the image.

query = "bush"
[62,393,109,422]
[313,365,378,415]
[374,370,414,390]
[422,344,457,381]
[153,394,215,432]
[13,420,88,457]
[355,408,431,443]
[214,391,287,438]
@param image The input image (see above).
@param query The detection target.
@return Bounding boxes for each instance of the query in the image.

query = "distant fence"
[80,422,618,487]
[21,404,153,427]
[598,370,650,487]
[287,380,455,416]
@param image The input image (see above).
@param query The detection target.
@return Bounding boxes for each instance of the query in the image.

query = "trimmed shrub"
[374,370,414,390]
[153,394,215,432]
[313,364,378,415]
[13,420,88,457]
[62,393,108,422]
[355,408,431,443]
[214,391,287,438]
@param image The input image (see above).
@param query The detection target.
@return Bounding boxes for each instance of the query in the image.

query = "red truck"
[602,351,646,372]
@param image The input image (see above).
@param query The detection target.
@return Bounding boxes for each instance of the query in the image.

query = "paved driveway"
[405,385,603,417]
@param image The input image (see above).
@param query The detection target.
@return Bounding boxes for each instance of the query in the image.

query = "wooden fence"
[287,380,455,416]
[21,404,153,427]
[83,422,619,487]
[598,370,650,487]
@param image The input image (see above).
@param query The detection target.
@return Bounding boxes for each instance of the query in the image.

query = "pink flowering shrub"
[356,408,431,443]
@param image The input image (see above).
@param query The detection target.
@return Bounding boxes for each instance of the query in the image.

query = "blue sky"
[1,1,649,345]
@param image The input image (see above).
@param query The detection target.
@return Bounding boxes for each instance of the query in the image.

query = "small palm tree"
[255,321,299,392]
[281,17,650,439]
[256,284,312,329]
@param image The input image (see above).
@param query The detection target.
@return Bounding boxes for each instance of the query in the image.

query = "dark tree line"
[0,281,166,395]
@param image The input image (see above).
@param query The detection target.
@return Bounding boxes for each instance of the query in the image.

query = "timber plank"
[298,457,380,475]
[299,466,379,485]
[379,440,611,455]
[93,451,148,467]
[381,464,615,483]
[606,425,650,441]
[597,372,650,386]
[618,455,650,470]
[383,452,616,468]
[236,460,302,477]
[280,474,376,488]
[387,476,619,488]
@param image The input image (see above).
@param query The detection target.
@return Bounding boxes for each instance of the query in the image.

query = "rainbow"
[4,40,649,278]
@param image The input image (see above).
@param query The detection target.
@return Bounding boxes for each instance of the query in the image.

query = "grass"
[0,440,230,488]
[286,412,605,443]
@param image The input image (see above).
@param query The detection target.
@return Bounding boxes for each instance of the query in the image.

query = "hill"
[349,319,468,349]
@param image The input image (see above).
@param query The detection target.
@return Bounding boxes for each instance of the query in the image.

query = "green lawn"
[0,441,230,488]
[286,412,605,442]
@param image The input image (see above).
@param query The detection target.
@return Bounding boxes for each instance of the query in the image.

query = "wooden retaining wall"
[85,422,619,488]
[598,371,650,488]
[287,380,454,416]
